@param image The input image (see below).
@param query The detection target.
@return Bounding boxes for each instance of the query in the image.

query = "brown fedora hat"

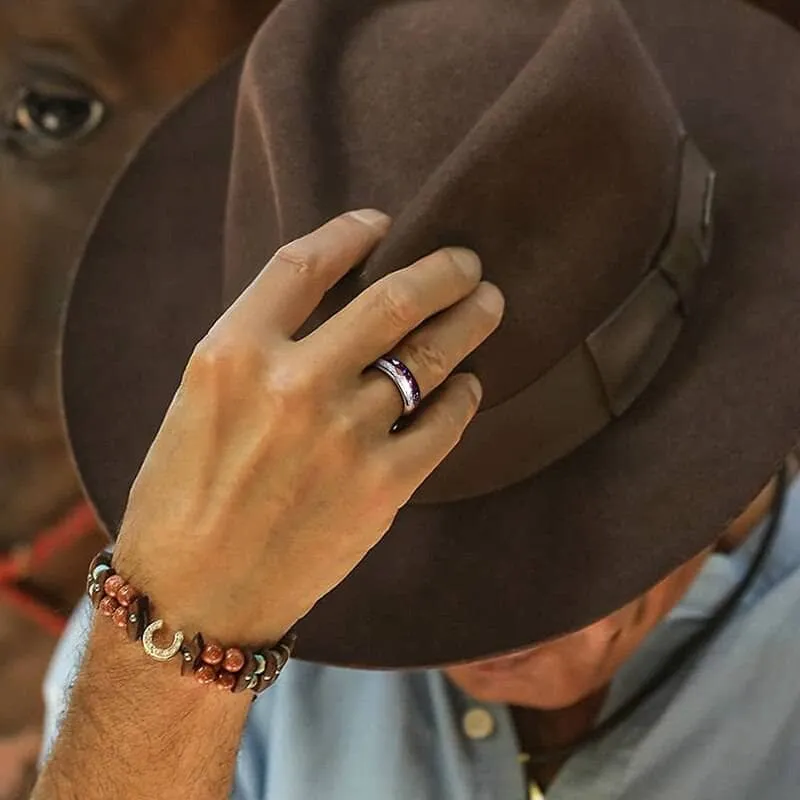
[61,0,800,668]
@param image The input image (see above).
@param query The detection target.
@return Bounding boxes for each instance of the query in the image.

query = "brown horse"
[0,1,277,796]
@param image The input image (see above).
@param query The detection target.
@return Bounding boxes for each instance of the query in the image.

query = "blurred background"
[0,1,797,797]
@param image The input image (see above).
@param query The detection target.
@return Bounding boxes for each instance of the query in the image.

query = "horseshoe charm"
[142,619,184,662]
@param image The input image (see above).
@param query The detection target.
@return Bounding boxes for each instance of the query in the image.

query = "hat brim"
[62,0,800,667]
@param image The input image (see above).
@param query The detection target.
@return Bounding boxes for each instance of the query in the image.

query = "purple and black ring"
[372,356,422,416]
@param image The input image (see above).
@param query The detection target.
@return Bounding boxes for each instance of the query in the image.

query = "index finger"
[222,209,391,340]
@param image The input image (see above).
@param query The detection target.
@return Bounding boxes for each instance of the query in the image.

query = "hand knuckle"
[405,339,449,383]
[377,281,418,330]
[263,363,317,406]
[273,241,319,277]
[184,337,262,388]
[183,341,216,386]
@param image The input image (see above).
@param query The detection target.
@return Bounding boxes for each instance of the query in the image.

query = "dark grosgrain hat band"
[416,138,715,503]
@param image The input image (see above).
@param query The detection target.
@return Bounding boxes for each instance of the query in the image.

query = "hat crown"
[223,0,706,500]
[225,0,683,403]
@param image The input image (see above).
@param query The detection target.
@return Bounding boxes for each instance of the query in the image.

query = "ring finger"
[357,281,505,431]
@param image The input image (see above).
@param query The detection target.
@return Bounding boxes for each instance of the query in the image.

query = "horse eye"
[11,88,105,142]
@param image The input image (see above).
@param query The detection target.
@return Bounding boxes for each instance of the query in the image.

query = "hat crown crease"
[224,0,685,396]
[222,0,703,501]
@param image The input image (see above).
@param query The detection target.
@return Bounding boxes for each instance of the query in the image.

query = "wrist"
[84,617,252,713]
[33,615,251,800]
[88,549,297,695]
[110,539,302,647]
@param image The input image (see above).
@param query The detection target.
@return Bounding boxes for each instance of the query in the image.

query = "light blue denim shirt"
[42,481,800,799]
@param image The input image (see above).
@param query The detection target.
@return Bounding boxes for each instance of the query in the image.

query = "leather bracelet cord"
[86,551,297,695]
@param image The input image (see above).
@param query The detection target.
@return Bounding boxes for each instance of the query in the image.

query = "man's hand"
[114,209,503,644]
[32,211,503,799]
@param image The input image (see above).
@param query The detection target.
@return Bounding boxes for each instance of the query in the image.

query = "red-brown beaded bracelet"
[86,551,297,695]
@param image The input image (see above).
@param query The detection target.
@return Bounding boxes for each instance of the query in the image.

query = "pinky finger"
[382,373,483,500]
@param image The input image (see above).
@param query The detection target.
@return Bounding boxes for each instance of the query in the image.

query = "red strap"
[0,500,98,635]
[0,583,68,637]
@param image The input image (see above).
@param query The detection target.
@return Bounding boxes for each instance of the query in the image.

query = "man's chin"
[445,666,599,710]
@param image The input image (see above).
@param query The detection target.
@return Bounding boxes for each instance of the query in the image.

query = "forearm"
[33,619,251,800]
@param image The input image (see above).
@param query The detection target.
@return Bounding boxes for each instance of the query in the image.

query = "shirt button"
[462,708,496,740]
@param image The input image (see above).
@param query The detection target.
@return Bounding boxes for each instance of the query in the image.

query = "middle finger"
[304,247,483,371]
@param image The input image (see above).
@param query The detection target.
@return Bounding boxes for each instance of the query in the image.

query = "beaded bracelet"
[86,551,297,695]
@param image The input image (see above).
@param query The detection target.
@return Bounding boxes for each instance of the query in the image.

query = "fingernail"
[464,373,483,405]
[349,208,391,228]
[475,282,505,315]
[447,247,482,279]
